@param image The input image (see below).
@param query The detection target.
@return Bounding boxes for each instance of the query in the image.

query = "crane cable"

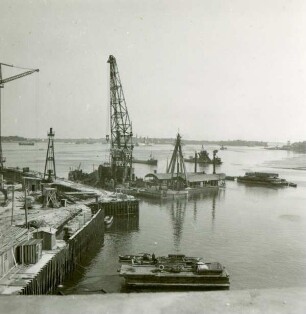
[10,64,38,71]
[35,70,40,142]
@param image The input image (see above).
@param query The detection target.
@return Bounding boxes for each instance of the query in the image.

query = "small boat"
[133,154,157,165]
[220,145,227,150]
[288,182,297,188]
[104,216,113,226]
[19,142,35,146]
[119,253,153,264]
[225,176,236,181]
[119,253,230,289]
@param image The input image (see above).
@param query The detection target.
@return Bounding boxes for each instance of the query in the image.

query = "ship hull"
[121,268,230,288]
[120,254,230,290]
[237,178,288,187]
[133,159,157,166]
[184,158,222,165]
[125,186,219,199]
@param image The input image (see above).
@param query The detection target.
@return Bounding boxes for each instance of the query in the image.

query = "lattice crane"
[106,55,133,184]
[167,133,188,184]
[0,63,39,169]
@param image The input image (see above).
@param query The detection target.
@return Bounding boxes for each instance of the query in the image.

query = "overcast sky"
[1,0,306,142]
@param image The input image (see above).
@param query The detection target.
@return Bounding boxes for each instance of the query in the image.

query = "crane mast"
[167,133,188,183]
[0,63,39,169]
[107,55,133,184]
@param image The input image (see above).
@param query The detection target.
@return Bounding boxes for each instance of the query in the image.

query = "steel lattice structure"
[167,133,188,183]
[107,55,133,184]
[43,128,56,181]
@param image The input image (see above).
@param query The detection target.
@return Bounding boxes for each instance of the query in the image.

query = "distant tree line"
[3,135,305,152]
[2,136,27,142]
[289,141,306,153]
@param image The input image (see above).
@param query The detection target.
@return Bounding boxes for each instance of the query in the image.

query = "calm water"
[3,142,306,293]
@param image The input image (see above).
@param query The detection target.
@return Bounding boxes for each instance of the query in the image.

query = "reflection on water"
[169,199,187,250]
[166,190,220,250]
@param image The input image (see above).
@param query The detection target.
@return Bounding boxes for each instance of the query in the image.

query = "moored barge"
[237,172,296,187]
[119,254,230,289]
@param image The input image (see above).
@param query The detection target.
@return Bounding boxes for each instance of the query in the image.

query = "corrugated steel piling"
[1,167,139,295]
[19,207,105,295]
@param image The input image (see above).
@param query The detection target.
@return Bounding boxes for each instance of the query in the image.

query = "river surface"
[3,142,306,293]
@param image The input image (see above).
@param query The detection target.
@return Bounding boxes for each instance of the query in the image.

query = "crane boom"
[0,69,39,86]
[107,55,133,184]
[0,62,39,169]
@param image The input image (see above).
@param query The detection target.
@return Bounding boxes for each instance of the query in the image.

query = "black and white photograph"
[0,1,306,313]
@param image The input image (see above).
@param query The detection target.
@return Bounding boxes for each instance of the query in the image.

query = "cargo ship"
[119,254,230,289]
[132,154,158,165]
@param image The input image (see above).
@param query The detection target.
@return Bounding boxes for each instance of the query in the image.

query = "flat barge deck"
[119,254,230,289]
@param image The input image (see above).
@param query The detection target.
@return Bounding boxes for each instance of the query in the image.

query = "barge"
[119,254,230,289]
[237,172,295,187]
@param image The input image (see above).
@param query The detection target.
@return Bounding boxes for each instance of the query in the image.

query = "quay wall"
[19,199,139,295]
[90,200,139,217]
[1,167,139,295]
[19,207,105,295]
[1,168,42,183]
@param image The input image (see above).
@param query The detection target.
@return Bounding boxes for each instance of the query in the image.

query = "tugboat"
[119,254,230,289]
[184,146,222,165]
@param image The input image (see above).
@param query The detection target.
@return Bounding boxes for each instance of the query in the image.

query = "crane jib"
[0,69,39,85]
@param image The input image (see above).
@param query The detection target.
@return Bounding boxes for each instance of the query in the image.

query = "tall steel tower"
[107,55,133,184]
[43,128,56,181]
[167,133,188,183]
